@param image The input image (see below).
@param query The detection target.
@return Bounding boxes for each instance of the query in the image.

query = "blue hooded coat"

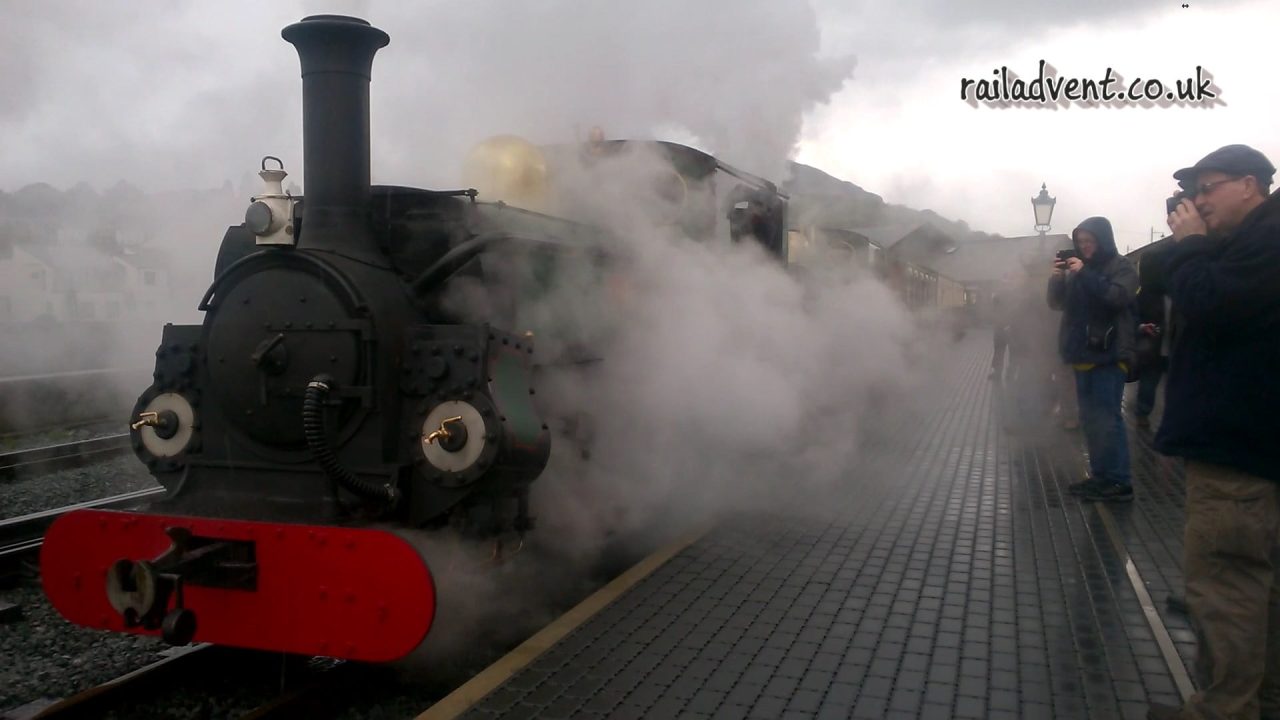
[1046,217,1139,367]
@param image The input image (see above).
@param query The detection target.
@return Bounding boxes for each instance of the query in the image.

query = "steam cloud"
[402,138,939,673]
[0,0,857,192]
[3,0,943,671]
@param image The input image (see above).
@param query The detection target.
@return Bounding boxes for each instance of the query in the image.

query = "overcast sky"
[2,0,1275,251]
[801,0,1279,247]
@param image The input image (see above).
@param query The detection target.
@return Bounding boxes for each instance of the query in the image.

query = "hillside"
[784,162,1000,242]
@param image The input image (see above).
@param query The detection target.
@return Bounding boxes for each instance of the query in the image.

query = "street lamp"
[1032,182,1056,237]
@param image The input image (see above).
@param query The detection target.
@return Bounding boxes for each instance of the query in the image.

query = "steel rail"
[25,644,220,720]
[0,434,131,480]
[0,487,165,569]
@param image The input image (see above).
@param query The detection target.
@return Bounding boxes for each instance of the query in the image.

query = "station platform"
[429,333,1197,720]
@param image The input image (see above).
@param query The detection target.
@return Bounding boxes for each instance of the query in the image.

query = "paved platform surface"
[455,332,1194,719]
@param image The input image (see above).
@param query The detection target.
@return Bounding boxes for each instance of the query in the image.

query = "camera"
[1167,191,1191,215]
[1055,249,1080,264]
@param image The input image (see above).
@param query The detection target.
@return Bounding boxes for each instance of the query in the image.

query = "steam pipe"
[281,15,389,256]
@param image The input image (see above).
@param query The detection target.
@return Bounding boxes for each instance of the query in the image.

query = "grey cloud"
[1,1,855,191]
[813,0,1177,76]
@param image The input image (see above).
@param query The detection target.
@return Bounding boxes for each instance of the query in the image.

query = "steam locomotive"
[40,15,788,661]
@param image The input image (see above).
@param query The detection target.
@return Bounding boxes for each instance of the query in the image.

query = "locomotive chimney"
[281,15,389,257]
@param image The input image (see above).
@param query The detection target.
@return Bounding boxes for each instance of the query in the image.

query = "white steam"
[373,0,857,185]
[517,165,919,554]
[2,1,937,669]
[397,142,932,674]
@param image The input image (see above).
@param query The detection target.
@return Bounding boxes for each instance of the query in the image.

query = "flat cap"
[1174,144,1275,187]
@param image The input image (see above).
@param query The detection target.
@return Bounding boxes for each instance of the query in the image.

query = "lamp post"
[1032,183,1056,256]
[1032,182,1056,241]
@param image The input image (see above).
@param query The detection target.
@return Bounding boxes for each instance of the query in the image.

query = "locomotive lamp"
[1032,182,1056,237]
[245,156,297,245]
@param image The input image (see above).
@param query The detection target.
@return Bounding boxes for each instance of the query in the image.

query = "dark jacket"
[1135,243,1174,366]
[1136,243,1172,325]
[1155,191,1280,480]
[1046,217,1139,367]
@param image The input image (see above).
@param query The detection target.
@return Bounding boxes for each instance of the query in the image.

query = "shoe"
[1082,482,1134,503]
[1135,415,1151,429]
[1067,478,1103,496]
[1147,703,1183,720]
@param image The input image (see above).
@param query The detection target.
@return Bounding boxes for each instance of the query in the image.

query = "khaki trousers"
[1182,460,1280,720]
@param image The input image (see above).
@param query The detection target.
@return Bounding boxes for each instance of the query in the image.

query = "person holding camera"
[1147,145,1280,720]
[1047,216,1138,502]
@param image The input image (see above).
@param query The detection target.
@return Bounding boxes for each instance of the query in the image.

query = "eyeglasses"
[1188,176,1243,198]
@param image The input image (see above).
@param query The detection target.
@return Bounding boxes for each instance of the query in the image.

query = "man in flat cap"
[1149,144,1280,720]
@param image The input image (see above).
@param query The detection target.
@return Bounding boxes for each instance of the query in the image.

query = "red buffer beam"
[41,509,435,662]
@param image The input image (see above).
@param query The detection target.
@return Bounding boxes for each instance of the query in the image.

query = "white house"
[0,242,61,323]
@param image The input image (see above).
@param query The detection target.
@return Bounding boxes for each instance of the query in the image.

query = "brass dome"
[461,135,550,212]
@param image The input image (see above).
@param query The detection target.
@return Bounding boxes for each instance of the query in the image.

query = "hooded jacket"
[1046,216,1139,367]
[1155,191,1280,481]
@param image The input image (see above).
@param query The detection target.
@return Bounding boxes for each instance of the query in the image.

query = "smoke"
[369,0,855,184]
[0,1,856,191]
[1,1,931,670]
[378,141,936,677]
[344,1,899,665]
[525,158,919,542]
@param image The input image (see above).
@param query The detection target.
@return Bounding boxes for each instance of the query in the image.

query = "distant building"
[882,227,1072,306]
[790,222,1074,313]
[791,223,968,311]
[0,237,172,324]
[0,242,60,322]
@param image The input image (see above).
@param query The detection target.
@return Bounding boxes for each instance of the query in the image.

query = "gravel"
[1,576,339,720]
[0,580,165,713]
[0,454,157,520]
[0,439,167,713]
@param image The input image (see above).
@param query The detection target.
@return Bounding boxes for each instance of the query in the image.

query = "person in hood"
[1148,144,1280,720]
[1046,216,1138,502]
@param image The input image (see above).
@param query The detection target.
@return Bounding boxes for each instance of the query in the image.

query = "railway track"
[0,417,117,445]
[4,647,366,720]
[0,434,131,481]
[0,368,146,437]
[0,487,164,580]
[7,644,220,720]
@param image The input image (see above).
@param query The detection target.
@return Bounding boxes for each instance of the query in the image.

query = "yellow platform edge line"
[416,525,711,720]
